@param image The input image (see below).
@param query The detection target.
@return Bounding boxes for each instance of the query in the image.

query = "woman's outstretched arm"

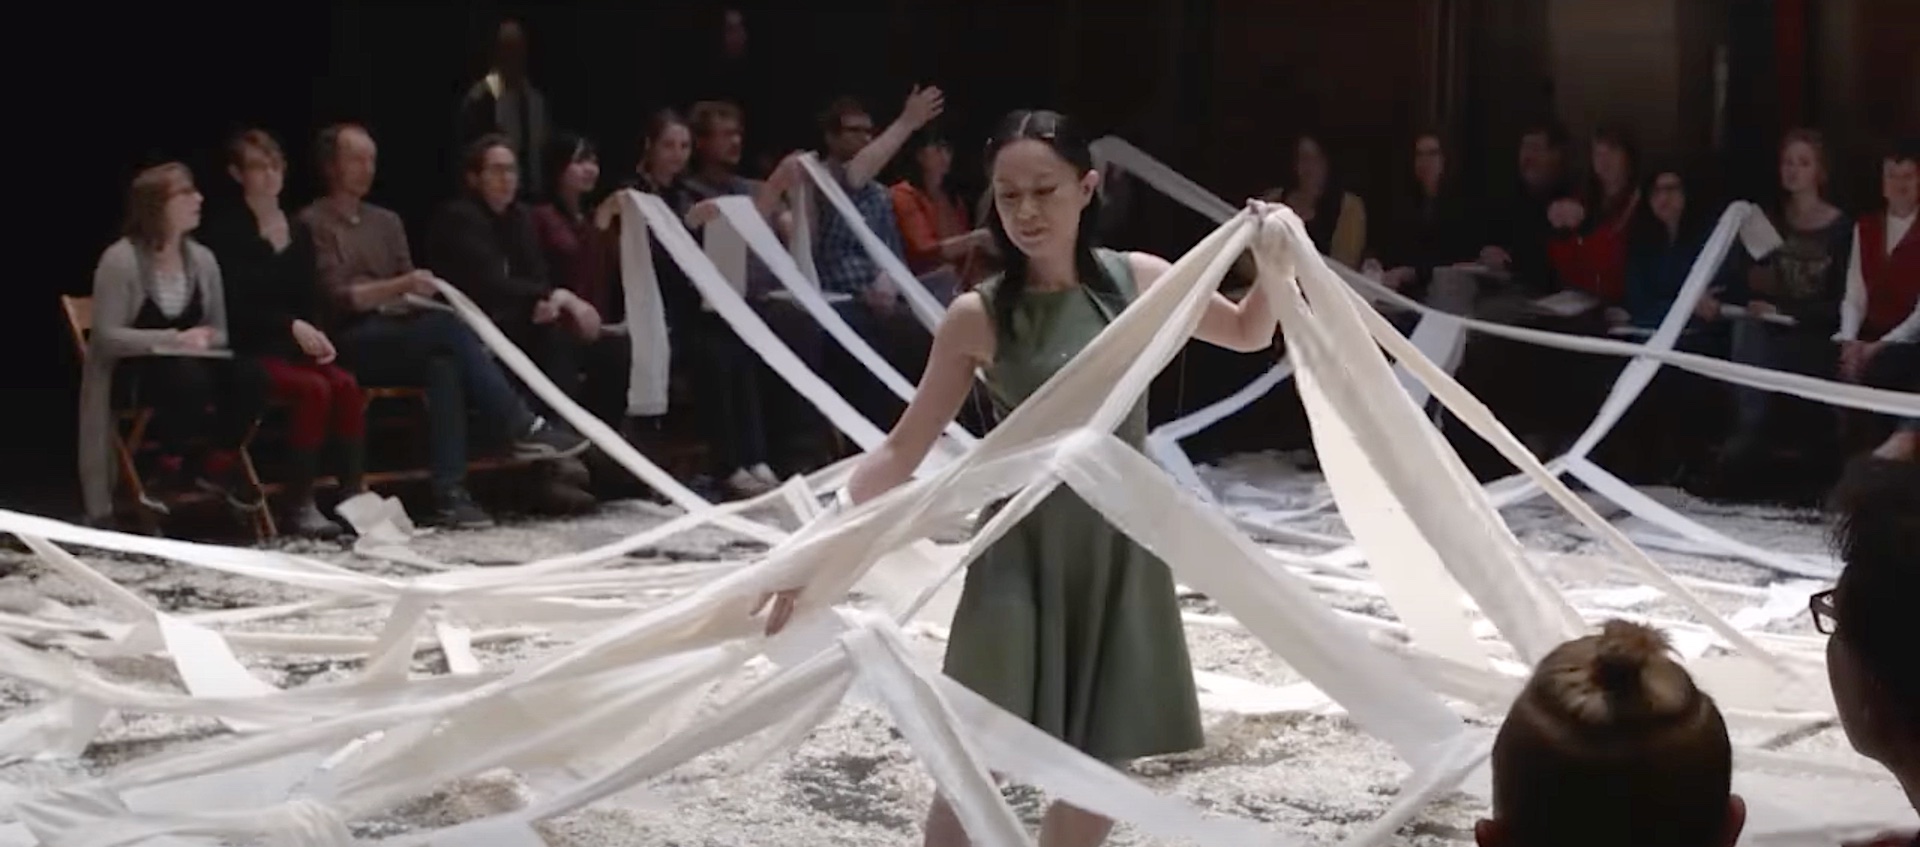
[845,291,993,504]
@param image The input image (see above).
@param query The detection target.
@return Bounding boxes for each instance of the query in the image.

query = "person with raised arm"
[764,109,1283,847]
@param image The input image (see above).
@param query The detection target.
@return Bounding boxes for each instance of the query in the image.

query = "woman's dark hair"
[643,108,688,149]
[1583,125,1642,225]
[981,109,1116,342]
[1626,166,1710,251]
[541,131,597,210]
[1828,456,1920,733]
[1283,133,1345,255]
[903,130,953,192]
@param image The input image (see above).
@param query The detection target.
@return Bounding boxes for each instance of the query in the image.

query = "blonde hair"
[1490,620,1733,847]
[1780,127,1830,191]
[122,162,194,250]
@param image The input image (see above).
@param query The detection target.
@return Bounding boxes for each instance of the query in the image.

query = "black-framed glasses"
[1809,589,1838,635]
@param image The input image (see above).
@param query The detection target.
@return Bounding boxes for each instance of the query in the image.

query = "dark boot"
[337,437,368,498]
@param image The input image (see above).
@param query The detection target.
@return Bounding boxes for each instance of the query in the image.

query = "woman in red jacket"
[1546,126,1642,317]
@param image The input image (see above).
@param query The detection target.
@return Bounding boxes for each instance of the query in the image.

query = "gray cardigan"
[78,237,229,520]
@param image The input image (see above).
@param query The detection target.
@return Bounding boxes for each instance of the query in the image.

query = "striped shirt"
[151,268,192,319]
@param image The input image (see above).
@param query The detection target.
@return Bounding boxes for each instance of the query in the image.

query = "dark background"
[10,0,1916,516]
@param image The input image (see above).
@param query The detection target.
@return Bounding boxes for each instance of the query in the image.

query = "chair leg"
[239,422,276,541]
[118,410,163,529]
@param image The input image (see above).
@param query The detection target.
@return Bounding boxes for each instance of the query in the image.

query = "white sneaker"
[726,468,775,497]
[748,463,781,486]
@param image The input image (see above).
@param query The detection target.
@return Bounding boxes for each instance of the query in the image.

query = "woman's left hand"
[291,319,337,364]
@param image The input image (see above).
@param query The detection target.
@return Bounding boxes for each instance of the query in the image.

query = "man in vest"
[1836,139,1918,461]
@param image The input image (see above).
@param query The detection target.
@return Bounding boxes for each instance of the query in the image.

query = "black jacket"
[199,206,321,359]
[426,195,552,324]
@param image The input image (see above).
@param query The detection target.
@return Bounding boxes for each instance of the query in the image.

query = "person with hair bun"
[1820,457,1920,845]
[764,108,1286,847]
[1478,619,1745,847]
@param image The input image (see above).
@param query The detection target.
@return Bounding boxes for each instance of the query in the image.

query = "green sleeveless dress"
[943,248,1205,762]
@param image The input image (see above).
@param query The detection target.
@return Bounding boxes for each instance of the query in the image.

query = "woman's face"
[1649,172,1686,227]
[230,147,284,201]
[1592,139,1630,191]
[918,142,953,185]
[647,123,692,179]
[1295,137,1328,191]
[1413,135,1445,192]
[1780,140,1823,196]
[164,173,203,237]
[562,152,601,197]
[990,138,1095,259]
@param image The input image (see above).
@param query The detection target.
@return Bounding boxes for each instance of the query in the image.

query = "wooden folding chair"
[61,295,276,540]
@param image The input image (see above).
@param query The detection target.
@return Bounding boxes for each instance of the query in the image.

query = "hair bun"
[1591,620,1666,694]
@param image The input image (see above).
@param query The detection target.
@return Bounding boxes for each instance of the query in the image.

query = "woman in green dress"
[767,108,1281,847]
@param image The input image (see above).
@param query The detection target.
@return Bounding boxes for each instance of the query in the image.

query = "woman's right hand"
[290,319,337,364]
[176,326,216,350]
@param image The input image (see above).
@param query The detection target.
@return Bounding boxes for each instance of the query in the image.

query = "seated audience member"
[200,130,365,538]
[1265,134,1368,268]
[1614,167,1737,479]
[675,101,798,497]
[301,123,587,529]
[1547,126,1642,318]
[1368,131,1478,304]
[1477,119,1574,296]
[456,19,551,198]
[1623,167,1733,338]
[1836,140,1919,460]
[1719,129,1853,464]
[531,131,629,432]
[807,90,948,431]
[1820,457,1920,836]
[1478,620,1744,847]
[889,131,990,286]
[80,163,269,528]
[428,133,599,514]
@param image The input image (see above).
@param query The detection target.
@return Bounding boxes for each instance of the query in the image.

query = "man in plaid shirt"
[812,86,945,426]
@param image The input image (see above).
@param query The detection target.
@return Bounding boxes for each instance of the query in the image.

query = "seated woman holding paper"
[1265,133,1367,268]
[531,131,632,433]
[891,130,991,289]
[1714,129,1853,466]
[1608,167,1738,480]
[1476,620,1745,847]
[1545,126,1642,323]
[80,163,269,527]
[764,109,1284,847]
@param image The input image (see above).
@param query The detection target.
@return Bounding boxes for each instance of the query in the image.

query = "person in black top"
[1368,131,1480,304]
[1477,118,1574,296]
[201,129,364,537]
[427,133,600,513]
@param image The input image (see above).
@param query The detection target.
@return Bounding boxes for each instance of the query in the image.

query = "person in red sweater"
[1546,126,1642,319]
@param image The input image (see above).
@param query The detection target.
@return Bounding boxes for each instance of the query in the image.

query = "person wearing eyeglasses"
[1814,457,1920,845]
